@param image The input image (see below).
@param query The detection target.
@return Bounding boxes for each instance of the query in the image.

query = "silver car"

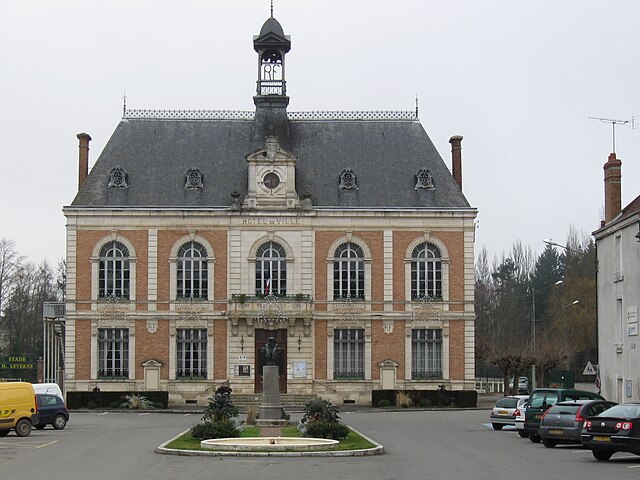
[514,398,528,437]
[490,395,529,430]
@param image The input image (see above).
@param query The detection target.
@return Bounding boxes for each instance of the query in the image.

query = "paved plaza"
[2,406,639,480]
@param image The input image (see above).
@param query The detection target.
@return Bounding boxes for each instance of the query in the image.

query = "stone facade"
[63,14,478,406]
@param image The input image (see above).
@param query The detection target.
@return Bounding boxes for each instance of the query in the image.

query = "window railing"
[333,369,365,380]
[412,369,443,380]
[176,369,207,378]
[231,293,311,302]
[98,369,129,378]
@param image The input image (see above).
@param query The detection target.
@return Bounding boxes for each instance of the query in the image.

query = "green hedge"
[372,389,477,408]
[66,391,168,409]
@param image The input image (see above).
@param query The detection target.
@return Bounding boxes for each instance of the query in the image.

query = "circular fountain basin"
[201,437,339,452]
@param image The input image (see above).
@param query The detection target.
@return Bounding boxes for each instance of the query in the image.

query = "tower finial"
[271,0,274,17]
[415,94,419,120]
[123,91,127,117]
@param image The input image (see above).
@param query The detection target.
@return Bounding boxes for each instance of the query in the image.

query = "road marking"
[139,412,150,416]
[98,412,109,416]
[184,414,191,417]
[36,440,59,449]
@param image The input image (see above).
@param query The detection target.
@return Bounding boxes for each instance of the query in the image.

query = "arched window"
[177,241,208,299]
[255,241,286,295]
[411,243,442,299]
[99,241,130,298]
[333,242,365,299]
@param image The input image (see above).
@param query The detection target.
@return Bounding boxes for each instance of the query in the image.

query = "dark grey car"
[539,399,616,448]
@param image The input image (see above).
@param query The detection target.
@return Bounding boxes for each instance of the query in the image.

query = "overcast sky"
[1,0,638,267]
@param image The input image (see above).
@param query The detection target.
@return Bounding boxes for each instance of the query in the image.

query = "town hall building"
[62,14,478,406]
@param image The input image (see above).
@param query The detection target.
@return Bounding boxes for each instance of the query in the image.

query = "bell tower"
[254,12,291,97]
[252,12,292,150]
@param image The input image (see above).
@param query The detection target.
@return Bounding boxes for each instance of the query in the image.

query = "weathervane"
[588,115,635,153]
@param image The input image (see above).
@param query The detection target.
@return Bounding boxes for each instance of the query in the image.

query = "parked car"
[490,395,529,430]
[34,394,69,430]
[32,383,64,400]
[525,388,604,443]
[514,399,528,438]
[539,399,616,447]
[581,403,640,461]
[509,376,530,395]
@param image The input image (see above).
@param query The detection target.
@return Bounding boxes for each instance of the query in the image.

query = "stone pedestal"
[257,365,286,425]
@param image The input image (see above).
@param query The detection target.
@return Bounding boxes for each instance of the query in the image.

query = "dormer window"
[415,167,434,190]
[339,169,358,190]
[185,168,203,190]
[108,166,128,188]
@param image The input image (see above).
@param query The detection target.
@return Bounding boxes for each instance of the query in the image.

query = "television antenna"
[588,116,635,153]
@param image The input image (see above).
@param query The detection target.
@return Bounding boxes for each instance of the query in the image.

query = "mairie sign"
[0,356,37,370]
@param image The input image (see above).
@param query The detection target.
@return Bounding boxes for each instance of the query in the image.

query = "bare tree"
[534,332,575,387]
[486,342,534,395]
[0,238,24,315]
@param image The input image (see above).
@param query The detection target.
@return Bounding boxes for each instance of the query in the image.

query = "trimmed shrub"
[190,418,240,440]
[372,389,477,408]
[301,399,340,424]
[202,385,238,422]
[418,398,432,408]
[304,421,350,440]
[377,399,391,408]
[66,391,168,409]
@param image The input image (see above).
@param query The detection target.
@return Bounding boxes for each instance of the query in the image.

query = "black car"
[581,403,640,461]
[539,399,616,447]
[35,394,69,430]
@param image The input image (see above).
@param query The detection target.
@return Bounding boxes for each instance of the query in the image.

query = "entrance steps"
[231,393,319,412]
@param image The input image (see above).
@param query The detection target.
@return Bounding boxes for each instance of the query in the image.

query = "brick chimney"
[77,132,91,190]
[603,152,622,223]
[449,135,463,190]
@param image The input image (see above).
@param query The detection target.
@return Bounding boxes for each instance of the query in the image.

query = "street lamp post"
[531,280,564,389]
[561,300,580,387]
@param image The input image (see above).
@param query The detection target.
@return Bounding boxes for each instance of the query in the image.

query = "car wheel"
[53,415,67,430]
[0,430,9,437]
[542,439,557,448]
[35,424,46,430]
[491,423,503,430]
[592,450,613,461]
[528,433,541,443]
[517,430,528,438]
[15,419,32,437]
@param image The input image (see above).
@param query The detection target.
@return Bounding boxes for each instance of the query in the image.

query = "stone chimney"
[449,135,463,190]
[603,152,622,223]
[77,132,91,190]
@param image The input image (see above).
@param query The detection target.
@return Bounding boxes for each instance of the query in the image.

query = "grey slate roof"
[70,112,471,210]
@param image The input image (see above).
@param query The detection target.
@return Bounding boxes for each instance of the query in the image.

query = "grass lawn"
[164,424,375,452]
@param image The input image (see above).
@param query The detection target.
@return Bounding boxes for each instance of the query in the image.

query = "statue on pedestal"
[261,336,281,366]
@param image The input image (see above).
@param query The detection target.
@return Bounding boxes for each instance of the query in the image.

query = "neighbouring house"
[593,152,640,402]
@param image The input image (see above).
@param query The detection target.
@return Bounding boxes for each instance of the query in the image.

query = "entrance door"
[255,329,287,393]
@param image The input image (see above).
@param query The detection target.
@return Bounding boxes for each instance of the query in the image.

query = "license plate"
[549,429,563,435]
[593,436,611,442]
[498,410,509,415]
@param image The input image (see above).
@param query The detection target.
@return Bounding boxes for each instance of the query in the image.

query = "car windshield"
[598,404,640,418]
[547,404,580,415]
[496,397,519,408]
[529,392,559,408]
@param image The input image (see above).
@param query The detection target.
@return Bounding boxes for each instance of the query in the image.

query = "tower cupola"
[253,15,291,97]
